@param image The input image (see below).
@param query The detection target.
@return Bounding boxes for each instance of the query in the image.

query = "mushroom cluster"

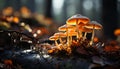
[48,14,103,54]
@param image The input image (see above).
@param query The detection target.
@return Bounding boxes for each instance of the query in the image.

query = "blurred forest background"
[0,0,120,39]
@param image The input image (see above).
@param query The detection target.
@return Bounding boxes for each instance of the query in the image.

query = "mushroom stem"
[76,19,80,39]
[59,38,63,44]
[79,31,83,38]
[76,20,83,40]
[66,26,70,46]
[69,36,72,45]
[83,32,87,41]
[67,36,70,46]
[55,40,58,46]
[90,25,95,46]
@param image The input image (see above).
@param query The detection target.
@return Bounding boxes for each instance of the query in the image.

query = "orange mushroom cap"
[58,24,76,31]
[84,21,102,29]
[78,26,92,33]
[78,22,86,26]
[66,14,90,25]
[114,29,120,36]
[54,32,67,38]
[65,30,77,36]
[49,36,58,41]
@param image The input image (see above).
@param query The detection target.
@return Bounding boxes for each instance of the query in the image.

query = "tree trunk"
[102,0,118,39]
[45,0,52,18]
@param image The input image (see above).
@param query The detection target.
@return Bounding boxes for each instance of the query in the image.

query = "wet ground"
[0,47,92,69]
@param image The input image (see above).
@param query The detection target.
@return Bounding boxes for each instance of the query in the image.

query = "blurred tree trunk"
[45,0,52,18]
[62,0,67,24]
[102,0,118,39]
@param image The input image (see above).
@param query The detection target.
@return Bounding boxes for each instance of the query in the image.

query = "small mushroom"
[58,24,76,31]
[58,24,76,46]
[66,14,90,39]
[84,21,102,46]
[114,29,120,36]
[114,28,120,43]
[49,36,59,46]
[54,32,67,44]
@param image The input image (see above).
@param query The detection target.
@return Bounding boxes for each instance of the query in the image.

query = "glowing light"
[33,47,36,50]
[8,33,11,36]
[52,0,64,14]
[22,49,32,53]
[33,33,37,37]
[43,55,50,58]
[13,17,19,23]
[28,29,32,32]
[83,0,93,10]
[25,25,32,32]
[28,40,32,43]
[20,22,25,26]
[37,30,41,34]
[14,39,16,42]
[20,37,22,41]
[35,54,40,58]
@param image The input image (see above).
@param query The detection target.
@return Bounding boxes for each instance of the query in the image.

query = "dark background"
[0,0,120,39]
